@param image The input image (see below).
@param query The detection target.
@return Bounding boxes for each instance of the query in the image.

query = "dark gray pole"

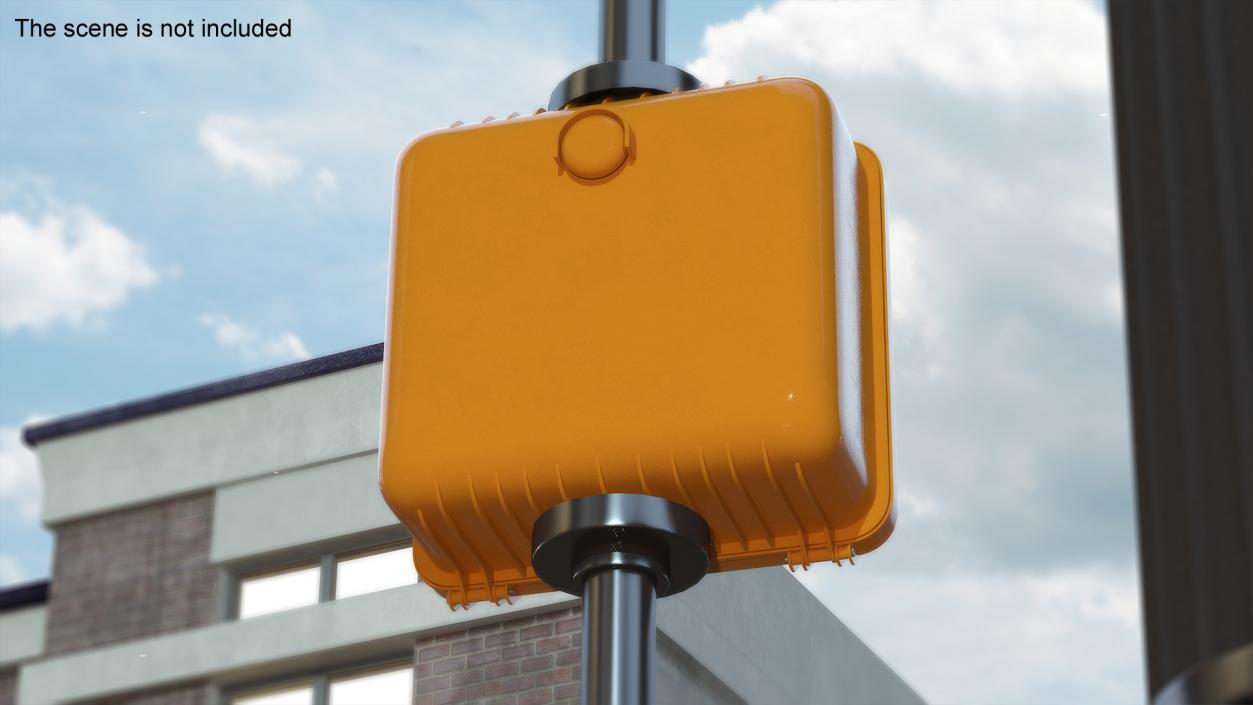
[532,494,710,705]
[601,0,663,63]
[1107,1,1252,703]
[537,6,711,702]
[548,0,699,111]
[581,565,657,705]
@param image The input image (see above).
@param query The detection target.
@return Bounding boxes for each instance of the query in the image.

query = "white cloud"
[198,313,311,363]
[198,114,303,186]
[690,1,1108,100]
[886,216,947,377]
[0,425,41,520]
[314,167,338,197]
[262,332,311,361]
[0,554,27,585]
[796,562,1142,705]
[180,3,580,210]
[0,206,158,332]
[691,2,1135,703]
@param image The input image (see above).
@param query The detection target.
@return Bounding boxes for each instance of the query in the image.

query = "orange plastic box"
[382,78,893,607]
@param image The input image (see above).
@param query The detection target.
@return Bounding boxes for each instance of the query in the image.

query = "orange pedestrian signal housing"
[381,78,893,607]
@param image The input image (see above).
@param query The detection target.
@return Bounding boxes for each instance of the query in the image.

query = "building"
[0,344,923,705]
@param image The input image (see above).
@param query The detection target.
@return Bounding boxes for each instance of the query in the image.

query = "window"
[231,663,412,705]
[232,682,314,705]
[234,541,417,620]
[238,563,321,619]
[335,545,417,600]
[329,664,413,705]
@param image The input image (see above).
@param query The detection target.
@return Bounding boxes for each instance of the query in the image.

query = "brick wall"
[44,492,217,655]
[414,606,582,705]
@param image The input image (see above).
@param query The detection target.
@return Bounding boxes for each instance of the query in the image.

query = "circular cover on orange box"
[558,112,628,180]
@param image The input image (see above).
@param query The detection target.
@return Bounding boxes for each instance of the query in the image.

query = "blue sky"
[0,0,753,581]
[0,1,749,417]
[1,2,1138,704]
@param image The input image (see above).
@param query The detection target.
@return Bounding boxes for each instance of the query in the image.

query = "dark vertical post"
[601,0,664,63]
[1107,1,1252,703]
[531,494,710,705]
[548,0,698,110]
[581,566,657,705]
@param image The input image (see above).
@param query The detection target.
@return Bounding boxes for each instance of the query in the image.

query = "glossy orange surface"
[382,78,893,606]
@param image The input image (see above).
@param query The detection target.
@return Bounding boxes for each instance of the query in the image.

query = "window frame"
[226,676,317,705]
[331,542,416,601]
[224,526,414,621]
[224,656,414,705]
[235,559,324,621]
[325,659,416,705]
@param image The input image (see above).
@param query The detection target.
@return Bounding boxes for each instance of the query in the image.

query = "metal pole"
[601,0,663,63]
[548,0,698,110]
[1107,1,1252,703]
[531,494,709,705]
[581,565,657,705]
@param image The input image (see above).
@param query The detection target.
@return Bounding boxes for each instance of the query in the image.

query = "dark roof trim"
[23,343,384,447]
[0,580,49,611]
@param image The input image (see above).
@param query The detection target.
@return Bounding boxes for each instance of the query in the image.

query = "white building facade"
[1,344,923,705]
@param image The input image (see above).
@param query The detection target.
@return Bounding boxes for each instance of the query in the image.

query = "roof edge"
[0,580,49,612]
[22,342,384,447]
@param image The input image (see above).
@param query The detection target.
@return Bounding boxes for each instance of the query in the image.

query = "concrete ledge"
[0,606,46,667]
[659,568,924,705]
[17,565,922,705]
[37,364,383,525]
[17,584,575,705]
[24,345,384,447]
[211,452,399,564]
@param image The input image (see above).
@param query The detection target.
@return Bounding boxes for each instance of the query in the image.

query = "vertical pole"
[1108,1,1252,703]
[581,567,657,705]
[581,8,668,696]
[600,0,664,63]
[532,495,708,705]
[571,22,661,705]
[548,0,697,110]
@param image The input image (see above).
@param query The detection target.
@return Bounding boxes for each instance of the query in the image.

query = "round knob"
[558,112,628,180]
